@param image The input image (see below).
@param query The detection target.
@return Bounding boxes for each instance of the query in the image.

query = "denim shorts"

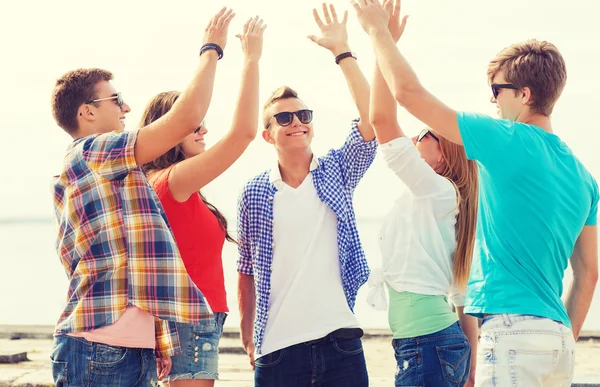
[163,312,227,382]
[392,321,471,387]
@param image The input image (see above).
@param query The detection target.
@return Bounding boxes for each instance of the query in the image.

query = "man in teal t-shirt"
[354,4,598,386]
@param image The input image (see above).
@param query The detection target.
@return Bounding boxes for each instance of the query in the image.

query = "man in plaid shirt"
[237,5,376,386]
[49,8,235,386]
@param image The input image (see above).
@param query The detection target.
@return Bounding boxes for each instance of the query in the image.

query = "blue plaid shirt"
[236,120,377,354]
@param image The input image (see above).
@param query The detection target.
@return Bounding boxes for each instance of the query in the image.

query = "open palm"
[308,3,349,54]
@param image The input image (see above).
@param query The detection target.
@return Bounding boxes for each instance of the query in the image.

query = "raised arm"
[369,2,408,144]
[134,8,235,166]
[168,18,266,202]
[565,225,598,340]
[308,3,374,141]
[353,0,462,144]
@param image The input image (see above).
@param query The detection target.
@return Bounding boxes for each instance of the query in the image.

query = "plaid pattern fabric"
[237,120,377,354]
[52,130,214,357]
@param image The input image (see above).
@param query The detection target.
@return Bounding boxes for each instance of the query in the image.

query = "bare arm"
[565,225,598,340]
[134,8,236,166]
[308,4,374,141]
[238,273,256,369]
[168,18,266,202]
[457,306,478,386]
[353,0,462,144]
[369,3,408,144]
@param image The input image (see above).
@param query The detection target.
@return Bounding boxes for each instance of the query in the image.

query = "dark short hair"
[51,68,113,134]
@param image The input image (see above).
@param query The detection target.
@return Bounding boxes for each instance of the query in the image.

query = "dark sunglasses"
[491,83,518,99]
[269,109,313,128]
[85,92,124,109]
[194,122,206,134]
[417,129,439,143]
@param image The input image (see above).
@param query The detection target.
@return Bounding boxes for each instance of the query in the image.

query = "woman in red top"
[142,17,266,386]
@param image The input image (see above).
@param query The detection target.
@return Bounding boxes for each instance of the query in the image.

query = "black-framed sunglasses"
[85,92,124,109]
[417,129,439,143]
[194,121,206,134]
[268,109,313,128]
[491,83,518,99]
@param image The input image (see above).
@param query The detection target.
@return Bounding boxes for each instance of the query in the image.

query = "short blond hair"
[262,86,300,129]
[487,40,566,116]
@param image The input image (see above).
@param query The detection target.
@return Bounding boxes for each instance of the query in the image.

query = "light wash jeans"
[475,314,575,387]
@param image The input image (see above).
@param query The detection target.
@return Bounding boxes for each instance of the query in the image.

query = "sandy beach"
[1,326,599,386]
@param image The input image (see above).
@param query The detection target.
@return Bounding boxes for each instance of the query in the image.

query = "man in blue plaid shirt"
[237,4,376,386]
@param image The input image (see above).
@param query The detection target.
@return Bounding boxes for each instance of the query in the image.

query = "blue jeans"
[254,337,368,387]
[50,335,158,386]
[392,321,471,387]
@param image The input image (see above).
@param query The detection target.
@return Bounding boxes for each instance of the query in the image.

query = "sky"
[0,0,598,222]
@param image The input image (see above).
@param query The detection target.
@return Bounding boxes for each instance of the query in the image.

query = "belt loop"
[501,314,512,327]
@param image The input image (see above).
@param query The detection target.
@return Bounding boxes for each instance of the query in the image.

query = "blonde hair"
[437,137,479,289]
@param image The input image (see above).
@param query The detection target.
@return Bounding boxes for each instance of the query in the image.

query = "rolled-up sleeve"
[336,119,378,191]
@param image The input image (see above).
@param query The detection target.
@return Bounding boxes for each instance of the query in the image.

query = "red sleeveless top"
[149,167,228,312]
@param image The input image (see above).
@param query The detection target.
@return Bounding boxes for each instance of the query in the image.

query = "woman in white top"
[366,2,479,386]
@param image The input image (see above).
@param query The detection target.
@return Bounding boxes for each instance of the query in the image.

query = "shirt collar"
[269,156,319,187]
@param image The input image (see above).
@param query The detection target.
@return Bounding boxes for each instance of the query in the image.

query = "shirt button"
[194,358,199,363]
[194,352,199,356]
[195,335,200,340]
[268,196,273,200]
[194,346,199,351]
[269,266,272,271]
[271,243,275,247]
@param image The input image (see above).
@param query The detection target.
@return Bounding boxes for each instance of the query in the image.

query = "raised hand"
[351,0,391,37]
[307,3,350,56]
[203,7,236,50]
[385,0,408,43]
[236,16,267,62]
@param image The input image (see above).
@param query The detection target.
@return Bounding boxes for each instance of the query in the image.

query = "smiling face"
[262,98,314,152]
[81,80,131,134]
[180,122,208,158]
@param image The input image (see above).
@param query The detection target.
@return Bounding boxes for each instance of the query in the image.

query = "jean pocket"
[51,359,68,386]
[394,347,419,386]
[91,343,129,370]
[436,342,470,385]
[333,338,364,356]
[255,349,284,368]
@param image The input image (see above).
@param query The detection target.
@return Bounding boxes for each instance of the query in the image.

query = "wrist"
[335,51,357,65]
[331,44,351,57]
[200,43,224,60]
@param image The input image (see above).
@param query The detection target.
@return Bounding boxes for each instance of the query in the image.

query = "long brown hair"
[437,136,479,290]
[140,91,235,243]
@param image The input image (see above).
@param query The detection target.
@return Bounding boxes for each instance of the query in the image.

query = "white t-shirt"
[259,164,359,357]
[367,137,465,310]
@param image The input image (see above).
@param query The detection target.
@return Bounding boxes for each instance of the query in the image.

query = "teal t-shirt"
[458,112,599,328]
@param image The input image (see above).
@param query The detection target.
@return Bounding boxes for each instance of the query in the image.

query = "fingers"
[259,23,267,36]
[243,17,251,35]
[253,17,264,33]
[329,4,339,23]
[312,8,325,28]
[216,8,234,29]
[207,7,226,30]
[351,0,361,13]
[322,3,332,24]
[399,14,408,33]
[342,10,348,24]
[383,0,392,15]
[395,0,401,16]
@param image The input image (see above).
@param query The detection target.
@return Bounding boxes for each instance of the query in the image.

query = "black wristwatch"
[200,43,224,60]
